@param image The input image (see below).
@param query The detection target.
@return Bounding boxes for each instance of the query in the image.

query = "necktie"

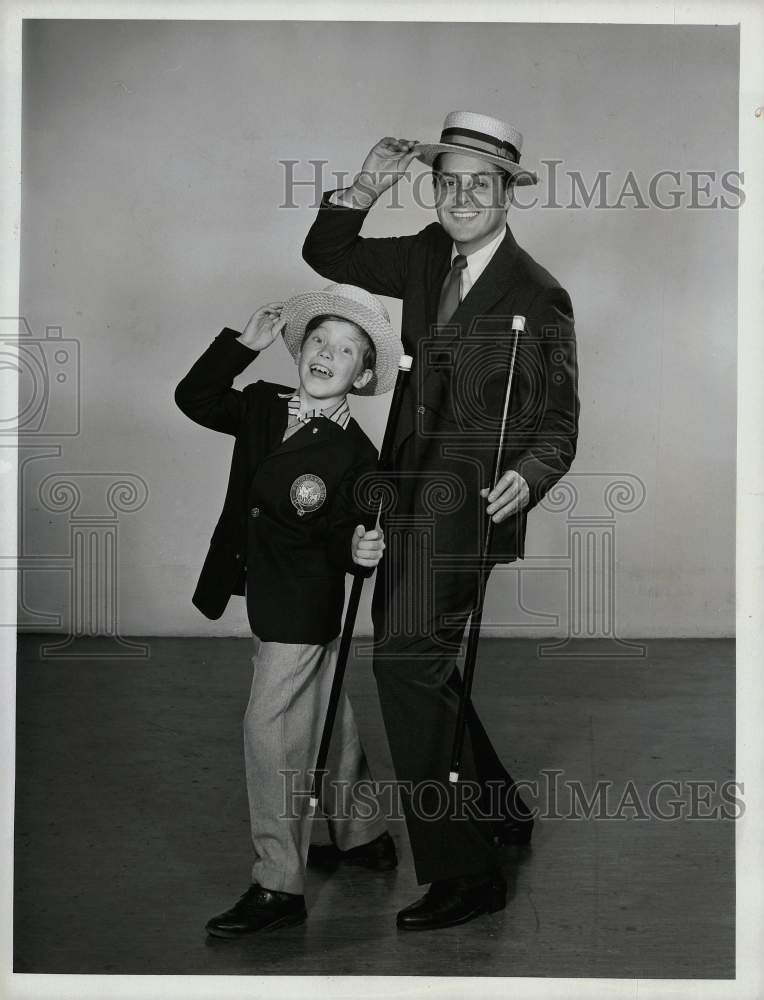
[437,254,468,326]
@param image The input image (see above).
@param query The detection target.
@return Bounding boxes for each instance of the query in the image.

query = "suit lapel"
[440,224,523,341]
[425,226,454,330]
[392,227,451,453]
[416,224,526,420]
[395,223,525,455]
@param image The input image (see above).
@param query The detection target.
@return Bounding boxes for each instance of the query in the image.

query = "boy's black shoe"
[396,872,507,931]
[205,883,307,938]
[307,831,397,871]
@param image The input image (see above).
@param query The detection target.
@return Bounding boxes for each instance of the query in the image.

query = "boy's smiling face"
[297,317,373,410]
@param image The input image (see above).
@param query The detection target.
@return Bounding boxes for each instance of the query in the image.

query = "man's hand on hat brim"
[341,137,420,209]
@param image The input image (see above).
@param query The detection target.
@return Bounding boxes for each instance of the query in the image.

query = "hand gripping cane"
[309,353,414,809]
[448,314,525,785]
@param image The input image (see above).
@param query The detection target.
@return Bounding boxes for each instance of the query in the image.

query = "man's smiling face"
[433,151,512,255]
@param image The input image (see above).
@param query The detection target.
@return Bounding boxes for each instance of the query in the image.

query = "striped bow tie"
[284,393,351,430]
[295,408,321,424]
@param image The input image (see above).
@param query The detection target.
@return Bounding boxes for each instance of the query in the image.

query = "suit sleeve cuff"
[217,327,259,359]
[326,189,350,207]
[510,454,565,509]
[322,189,371,212]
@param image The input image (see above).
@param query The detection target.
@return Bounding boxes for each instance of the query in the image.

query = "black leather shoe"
[205,883,307,938]
[307,831,397,871]
[396,872,507,931]
[489,786,535,846]
[493,813,534,847]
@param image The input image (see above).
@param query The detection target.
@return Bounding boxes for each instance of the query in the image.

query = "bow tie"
[295,408,322,424]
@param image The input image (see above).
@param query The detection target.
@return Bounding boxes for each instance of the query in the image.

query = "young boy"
[175,283,404,938]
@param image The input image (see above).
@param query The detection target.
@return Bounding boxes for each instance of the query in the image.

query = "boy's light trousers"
[243,635,389,895]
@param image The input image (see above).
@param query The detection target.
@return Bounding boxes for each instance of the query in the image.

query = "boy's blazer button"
[250,507,260,518]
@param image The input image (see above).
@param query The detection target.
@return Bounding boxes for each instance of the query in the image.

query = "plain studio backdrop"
[16,19,737,639]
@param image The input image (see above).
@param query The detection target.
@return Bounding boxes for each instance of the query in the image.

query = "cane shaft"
[449,317,524,784]
[309,357,412,807]
[449,555,490,780]
[310,573,365,805]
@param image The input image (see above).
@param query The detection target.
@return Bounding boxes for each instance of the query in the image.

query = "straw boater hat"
[281,283,404,396]
[413,110,538,186]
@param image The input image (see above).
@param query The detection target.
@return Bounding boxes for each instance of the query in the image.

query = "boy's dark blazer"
[175,328,377,644]
[303,194,579,562]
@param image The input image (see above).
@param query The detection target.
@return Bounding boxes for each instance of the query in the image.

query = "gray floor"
[13,636,735,977]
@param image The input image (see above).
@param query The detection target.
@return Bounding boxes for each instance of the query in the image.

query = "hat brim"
[413,142,537,186]
[281,291,404,396]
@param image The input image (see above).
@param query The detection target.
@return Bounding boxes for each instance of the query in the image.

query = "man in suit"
[302,111,580,930]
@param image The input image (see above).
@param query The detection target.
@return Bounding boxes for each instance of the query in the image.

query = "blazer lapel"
[268,394,291,452]
[261,412,344,463]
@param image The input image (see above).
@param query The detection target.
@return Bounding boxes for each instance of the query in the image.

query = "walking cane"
[309,352,413,809]
[448,314,525,784]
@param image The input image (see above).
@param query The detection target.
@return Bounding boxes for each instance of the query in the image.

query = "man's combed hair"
[302,314,377,374]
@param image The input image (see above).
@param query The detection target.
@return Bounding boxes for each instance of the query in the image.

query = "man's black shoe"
[488,786,535,846]
[307,831,397,871]
[205,883,307,938]
[493,813,534,847]
[396,872,507,931]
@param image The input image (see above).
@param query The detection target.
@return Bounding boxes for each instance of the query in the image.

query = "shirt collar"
[277,391,351,430]
[451,227,506,284]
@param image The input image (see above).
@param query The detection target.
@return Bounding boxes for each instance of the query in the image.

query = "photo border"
[1,2,761,998]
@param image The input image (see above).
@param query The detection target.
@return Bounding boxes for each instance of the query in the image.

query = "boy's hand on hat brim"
[351,524,385,567]
[239,302,287,351]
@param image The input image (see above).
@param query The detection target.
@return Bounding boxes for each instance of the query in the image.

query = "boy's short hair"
[302,314,377,374]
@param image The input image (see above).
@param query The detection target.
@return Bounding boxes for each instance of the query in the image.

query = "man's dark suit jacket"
[174,327,377,644]
[303,193,580,562]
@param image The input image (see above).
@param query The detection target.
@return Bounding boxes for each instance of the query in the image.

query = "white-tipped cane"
[449,315,525,784]
[309,354,413,809]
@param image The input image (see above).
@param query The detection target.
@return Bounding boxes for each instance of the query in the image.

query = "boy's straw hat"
[281,283,404,396]
[413,110,538,186]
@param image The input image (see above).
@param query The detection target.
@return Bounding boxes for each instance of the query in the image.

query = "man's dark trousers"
[370,438,519,886]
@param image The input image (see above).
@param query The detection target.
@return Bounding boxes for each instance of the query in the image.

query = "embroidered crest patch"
[290,474,327,517]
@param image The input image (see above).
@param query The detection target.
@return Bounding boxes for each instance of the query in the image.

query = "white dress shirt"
[453,228,506,300]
